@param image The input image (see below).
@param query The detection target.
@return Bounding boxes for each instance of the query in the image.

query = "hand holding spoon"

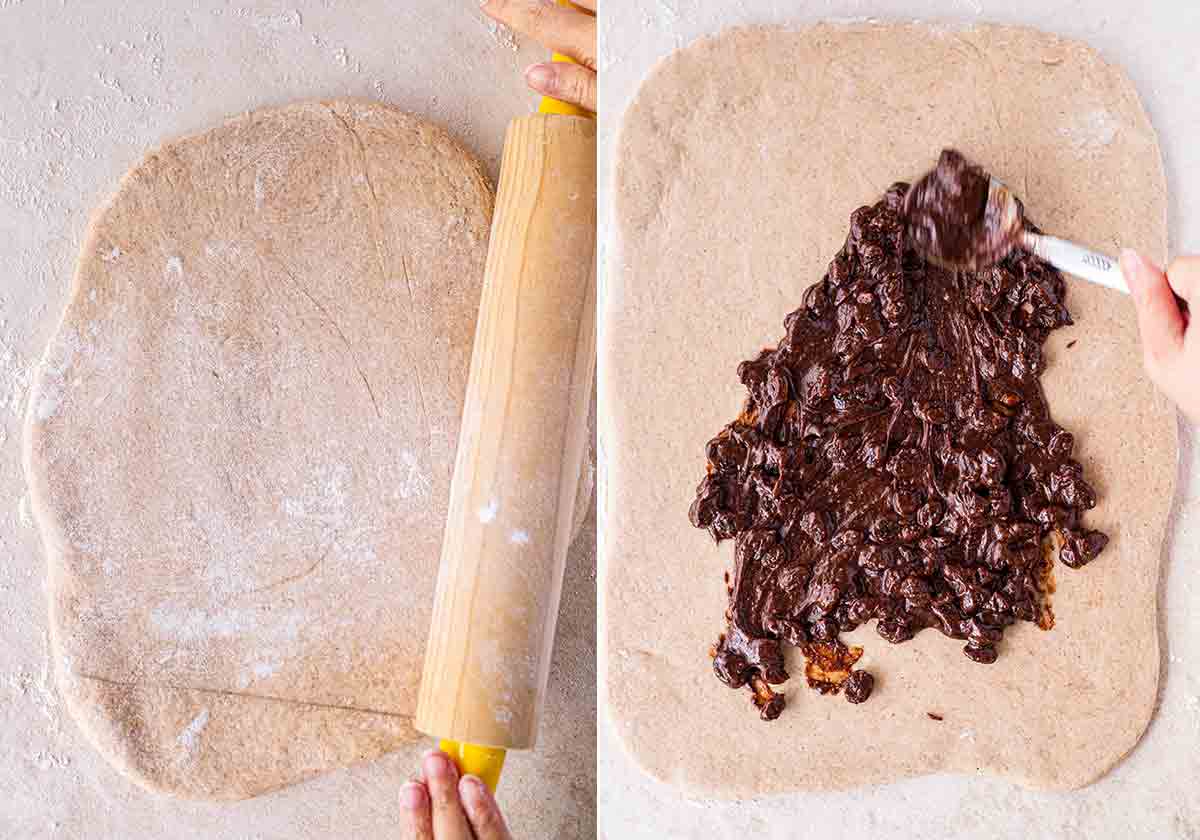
[904,149,1187,314]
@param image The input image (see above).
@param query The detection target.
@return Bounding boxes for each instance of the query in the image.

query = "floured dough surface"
[604,23,1176,796]
[25,99,494,799]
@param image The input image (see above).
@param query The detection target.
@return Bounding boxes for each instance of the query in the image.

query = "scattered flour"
[0,331,33,422]
[29,749,71,771]
[478,498,499,523]
[249,8,302,33]
[483,18,520,52]
[32,327,83,422]
[94,71,123,94]
[251,660,279,679]
[151,606,255,642]
[392,450,431,501]
[176,708,210,756]
[6,668,35,696]
[1059,108,1119,152]
[7,632,66,771]
[150,601,307,647]
[509,529,531,545]
[473,638,538,730]
[254,170,267,208]
[653,0,679,24]
[308,38,359,72]
[34,390,61,422]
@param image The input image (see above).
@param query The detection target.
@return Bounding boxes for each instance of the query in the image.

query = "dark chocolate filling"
[690,176,1107,720]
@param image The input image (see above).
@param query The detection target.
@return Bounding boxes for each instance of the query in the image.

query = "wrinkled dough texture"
[604,23,1175,796]
[25,100,497,800]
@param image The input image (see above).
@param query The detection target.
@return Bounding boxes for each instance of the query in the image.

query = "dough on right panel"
[603,22,1175,796]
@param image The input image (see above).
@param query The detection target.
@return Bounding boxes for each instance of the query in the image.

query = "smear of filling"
[903,148,1022,270]
[689,173,1107,720]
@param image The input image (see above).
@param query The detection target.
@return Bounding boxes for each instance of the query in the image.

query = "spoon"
[983,178,1125,292]
[985,177,1188,315]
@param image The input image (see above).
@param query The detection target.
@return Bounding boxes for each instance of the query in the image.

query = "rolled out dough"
[603,23,1177,796]
[24,100,497,799]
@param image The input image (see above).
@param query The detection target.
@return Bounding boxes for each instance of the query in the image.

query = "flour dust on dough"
[604,23,1175,796]
[24,100,496,799]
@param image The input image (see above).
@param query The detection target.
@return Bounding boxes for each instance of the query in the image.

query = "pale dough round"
[604,23,1176,796]
[25,100,496,799]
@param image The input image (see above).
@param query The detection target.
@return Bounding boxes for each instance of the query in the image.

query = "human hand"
[481,0,597,113]
[399,749,514,840]
[1119,250,1198,425]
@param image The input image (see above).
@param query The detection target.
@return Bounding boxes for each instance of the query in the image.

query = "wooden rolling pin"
[415,109,596,791]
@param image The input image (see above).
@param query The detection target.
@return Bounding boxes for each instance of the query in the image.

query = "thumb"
[525,61,597,113]
[1121,248,1185,370]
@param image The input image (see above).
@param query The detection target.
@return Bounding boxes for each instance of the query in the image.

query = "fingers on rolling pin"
[526,61,597,112]
[481,0,597,69]
[460,775,516,840]
[422,751,473,837]
[398,781,434,840]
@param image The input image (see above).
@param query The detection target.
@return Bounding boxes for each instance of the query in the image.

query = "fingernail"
[525,63,555,92]
[423,750,456,780]
[459,774,490,815]
[400,781,428,811]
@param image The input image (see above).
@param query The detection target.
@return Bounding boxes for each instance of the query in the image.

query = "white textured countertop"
[598,1,1200,837]
[0,2,595,838]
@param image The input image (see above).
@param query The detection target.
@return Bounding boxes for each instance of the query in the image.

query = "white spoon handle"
[1022,232,1127,294]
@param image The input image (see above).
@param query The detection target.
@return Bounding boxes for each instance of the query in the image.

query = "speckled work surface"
[598,1,1200,838]
[0,2,594,838]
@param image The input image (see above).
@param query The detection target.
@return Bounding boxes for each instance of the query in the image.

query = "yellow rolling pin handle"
[538,1,594,117]
[439,739,507,794]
